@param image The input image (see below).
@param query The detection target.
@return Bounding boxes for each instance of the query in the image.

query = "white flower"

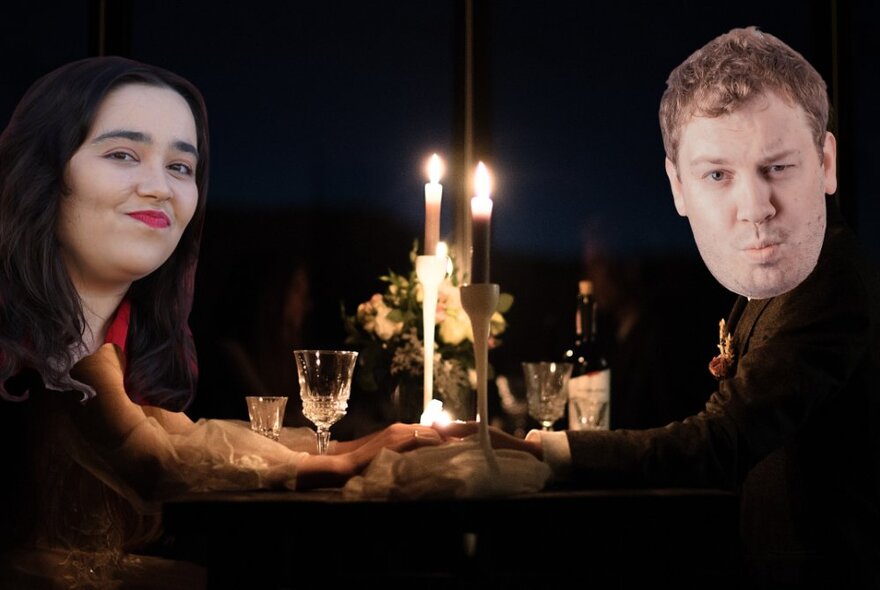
[437,280,473,345]
[490,311,507,336]
[467,368,477,390]
[374,312,403,342]
[355,294,382,333]
[439,308,473,345]
[358,293,403,341]
[435,278,456,323]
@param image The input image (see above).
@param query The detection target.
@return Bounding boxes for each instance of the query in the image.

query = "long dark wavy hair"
[0,56,210,411]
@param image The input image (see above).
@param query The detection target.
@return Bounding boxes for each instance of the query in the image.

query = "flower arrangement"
[343,242,512,421]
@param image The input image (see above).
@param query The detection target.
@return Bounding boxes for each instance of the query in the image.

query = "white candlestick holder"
[416,254,449,413]
[460,282,500,472]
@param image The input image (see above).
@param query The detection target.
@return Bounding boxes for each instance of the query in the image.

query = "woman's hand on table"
[296,423,444,489]
[331,423,441,455]
[335,423,443,468]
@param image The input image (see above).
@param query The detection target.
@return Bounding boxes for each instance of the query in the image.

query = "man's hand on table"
[432,421,544,460]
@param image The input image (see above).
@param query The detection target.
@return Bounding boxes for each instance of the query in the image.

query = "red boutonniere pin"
[708,319,735,380]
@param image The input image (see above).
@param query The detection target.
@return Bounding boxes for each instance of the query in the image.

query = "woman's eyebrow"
[92,129,149,144]
[91,129,198,159]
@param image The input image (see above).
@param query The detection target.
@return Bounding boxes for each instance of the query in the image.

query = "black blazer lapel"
[733,298,773,358]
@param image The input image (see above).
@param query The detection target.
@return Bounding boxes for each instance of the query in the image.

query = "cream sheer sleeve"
[217,418,324,454]
[66,344,310,510]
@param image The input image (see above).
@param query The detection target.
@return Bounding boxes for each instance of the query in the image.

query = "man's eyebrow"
[688,149,801,168]
[688,155,730,167]
[758,149,800,164]
[91,129,198,159]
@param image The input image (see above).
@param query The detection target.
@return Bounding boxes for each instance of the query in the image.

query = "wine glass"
[523,362,573,431]
[293,350,358,455]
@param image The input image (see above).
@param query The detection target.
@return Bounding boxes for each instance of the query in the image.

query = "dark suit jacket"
[566,205,880,586]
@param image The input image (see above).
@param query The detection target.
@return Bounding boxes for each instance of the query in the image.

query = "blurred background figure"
[583,223,725,430]
[191,254,313,426]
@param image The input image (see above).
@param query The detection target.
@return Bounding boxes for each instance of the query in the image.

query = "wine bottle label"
[567,369,611,430]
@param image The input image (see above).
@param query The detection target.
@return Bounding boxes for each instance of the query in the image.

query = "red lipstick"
[127,210,170,229]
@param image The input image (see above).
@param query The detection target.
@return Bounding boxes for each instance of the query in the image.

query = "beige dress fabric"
[1,344,316,589]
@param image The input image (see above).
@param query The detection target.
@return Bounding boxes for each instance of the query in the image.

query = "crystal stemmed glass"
[523,362,573,431]
[293,350,358,455]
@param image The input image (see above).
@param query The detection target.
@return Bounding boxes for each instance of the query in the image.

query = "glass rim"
[245,395,288,401]
[292,349,358,357]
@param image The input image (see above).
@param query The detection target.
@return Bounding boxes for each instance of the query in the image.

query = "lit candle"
[470,162,493,283]
[419,398,452,426]
[424,154,444,255]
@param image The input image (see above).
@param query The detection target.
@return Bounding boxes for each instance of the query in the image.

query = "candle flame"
[474,161,492,198]
[420,399,452,426]
[428,153,444,184]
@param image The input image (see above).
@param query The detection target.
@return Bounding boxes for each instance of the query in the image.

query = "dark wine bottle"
[563,280,611,430]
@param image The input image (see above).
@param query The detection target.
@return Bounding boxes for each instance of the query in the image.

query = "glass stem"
[316,428,331,455]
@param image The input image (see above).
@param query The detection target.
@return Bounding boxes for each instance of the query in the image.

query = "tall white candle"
[470,162,493,283]
[424,154,444,255]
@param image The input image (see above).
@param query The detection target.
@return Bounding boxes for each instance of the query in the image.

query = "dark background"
[2,1,878,433]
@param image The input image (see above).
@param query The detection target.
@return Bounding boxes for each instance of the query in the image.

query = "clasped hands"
[341,420,543,463]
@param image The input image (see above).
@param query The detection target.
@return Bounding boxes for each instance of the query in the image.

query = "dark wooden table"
[162,486,743,588]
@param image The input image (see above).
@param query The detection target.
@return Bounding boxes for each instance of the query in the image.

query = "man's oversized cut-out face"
[666,91,837,299]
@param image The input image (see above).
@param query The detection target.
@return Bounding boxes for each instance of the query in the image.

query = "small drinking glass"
[571,397,609,430]
[245,396,288,441]
[523,362,573,431]
[293,350,358,455]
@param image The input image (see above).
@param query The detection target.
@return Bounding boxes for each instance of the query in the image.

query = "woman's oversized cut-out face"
[58,83,199,294]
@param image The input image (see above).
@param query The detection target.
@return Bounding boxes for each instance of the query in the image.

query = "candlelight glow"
[435,241,453,276]
[420,399,452,426]
[427,153,444,184]
[474,161,492,199]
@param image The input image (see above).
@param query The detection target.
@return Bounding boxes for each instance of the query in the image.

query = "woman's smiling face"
[58,83,199,294]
